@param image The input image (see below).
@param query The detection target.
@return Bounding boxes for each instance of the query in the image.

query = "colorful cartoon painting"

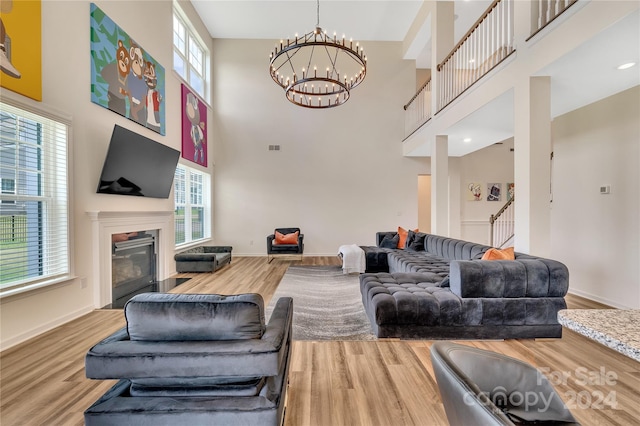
[467,182,482,201]
[181,84,207,166]
[90,3,165,135]
[507,182,515,201]
[0,0,42,101]
[487,183,502,201]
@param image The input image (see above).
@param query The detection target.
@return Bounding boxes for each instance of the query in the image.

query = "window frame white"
[0,99,72,296]
[173,2,210,103]
[174,163,210,248]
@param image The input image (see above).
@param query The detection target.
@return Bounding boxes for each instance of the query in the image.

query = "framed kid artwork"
[181,84,207,167]
[467,183,482,201]
[90,3,165,135]
[487,183,502,201]
[507,182,515,201]
[0,0,42,101]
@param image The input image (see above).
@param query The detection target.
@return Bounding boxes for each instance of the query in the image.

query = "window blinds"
[174,164,209,246]
[0,102,70,292]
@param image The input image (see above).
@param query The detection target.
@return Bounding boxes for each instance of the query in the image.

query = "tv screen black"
[97,125,180,198]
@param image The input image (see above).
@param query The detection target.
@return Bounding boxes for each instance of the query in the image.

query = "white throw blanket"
[338,244,366,274]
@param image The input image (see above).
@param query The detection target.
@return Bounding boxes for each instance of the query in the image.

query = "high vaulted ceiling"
[191,1,639,156]
[191,0,493,68]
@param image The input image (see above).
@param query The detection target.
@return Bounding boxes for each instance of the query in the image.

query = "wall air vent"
[268,145,281,151]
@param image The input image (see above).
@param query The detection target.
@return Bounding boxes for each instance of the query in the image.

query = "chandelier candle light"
[269,0,367,109]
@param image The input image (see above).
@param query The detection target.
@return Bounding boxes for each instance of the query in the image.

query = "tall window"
[174,164,210,246]
[173,2,209,101]
[0,102,69,293]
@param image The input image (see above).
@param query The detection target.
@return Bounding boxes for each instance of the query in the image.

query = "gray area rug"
[266,265,376,341]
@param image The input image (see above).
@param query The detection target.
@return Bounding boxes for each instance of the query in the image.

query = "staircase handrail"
[490,196,515,247]
[490,196,514,225]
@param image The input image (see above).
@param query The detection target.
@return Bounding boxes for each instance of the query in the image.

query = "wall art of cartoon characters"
[181,84,207,166]
[487,183,502,202]
[467,183,482,201]
[0,0,42,101]
[90,3,165,135]
[507,182,515,201]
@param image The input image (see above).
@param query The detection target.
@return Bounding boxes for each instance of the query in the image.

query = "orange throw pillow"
[481,247,515,260]
[397,226,419,249]
[275,230,299,245]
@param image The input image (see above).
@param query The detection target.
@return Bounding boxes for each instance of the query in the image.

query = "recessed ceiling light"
[617,62,636,70]
[463,138,472,143]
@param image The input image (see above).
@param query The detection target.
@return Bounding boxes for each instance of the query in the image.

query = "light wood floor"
[1,257,638,425]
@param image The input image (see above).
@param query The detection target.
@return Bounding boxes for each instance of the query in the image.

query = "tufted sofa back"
[423,234,489,261]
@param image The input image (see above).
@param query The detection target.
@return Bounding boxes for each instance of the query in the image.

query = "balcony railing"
[403,78,432,139]
[402,0,515,140]
[437,0,515,112]
[528,0,579,40]
[402,0,581,141]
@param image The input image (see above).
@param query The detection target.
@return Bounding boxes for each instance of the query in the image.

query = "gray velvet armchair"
[84,292,293,425]
[430,342,580,425]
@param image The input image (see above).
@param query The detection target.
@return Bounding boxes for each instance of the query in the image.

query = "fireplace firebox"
[111,231,157,308]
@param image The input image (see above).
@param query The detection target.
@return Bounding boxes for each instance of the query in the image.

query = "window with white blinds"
[0,102,70,293]
[174,163,210,246]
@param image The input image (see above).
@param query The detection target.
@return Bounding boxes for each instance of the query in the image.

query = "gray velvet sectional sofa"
[359,232,569,339]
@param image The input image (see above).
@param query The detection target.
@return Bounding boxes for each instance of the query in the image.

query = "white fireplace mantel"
[87,211,174,308]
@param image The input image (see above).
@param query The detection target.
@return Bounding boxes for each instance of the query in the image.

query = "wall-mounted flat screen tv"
[97,125,180,198]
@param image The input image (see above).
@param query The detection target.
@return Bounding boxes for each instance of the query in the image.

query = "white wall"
[0,0,214,349]
[211,40,429,255]
[0,3,427,348]
[551,86,639,309]
[458,138,515,244]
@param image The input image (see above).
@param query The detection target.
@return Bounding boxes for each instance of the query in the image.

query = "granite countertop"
[558,309,640,362]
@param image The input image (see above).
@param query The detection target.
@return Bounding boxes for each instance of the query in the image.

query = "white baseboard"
[568,289,632,309]
[0,305,94,352]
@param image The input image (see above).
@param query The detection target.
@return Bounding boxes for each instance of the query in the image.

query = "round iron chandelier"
[269,0,367,109]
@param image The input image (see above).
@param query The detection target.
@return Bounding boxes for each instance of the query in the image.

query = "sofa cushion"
[380,234,399,248]
[129,376,266,397]
[388,251,450,278]
[274,230,299,245]
[481,247,515,260]
[397,227,418,249]
[406,231,426,251]
[84,379,283,424]
[125,293,265,341]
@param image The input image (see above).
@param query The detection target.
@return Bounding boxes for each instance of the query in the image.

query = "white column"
[431,135,449,236]
[514,76,552,255]
[448,157,461,239]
